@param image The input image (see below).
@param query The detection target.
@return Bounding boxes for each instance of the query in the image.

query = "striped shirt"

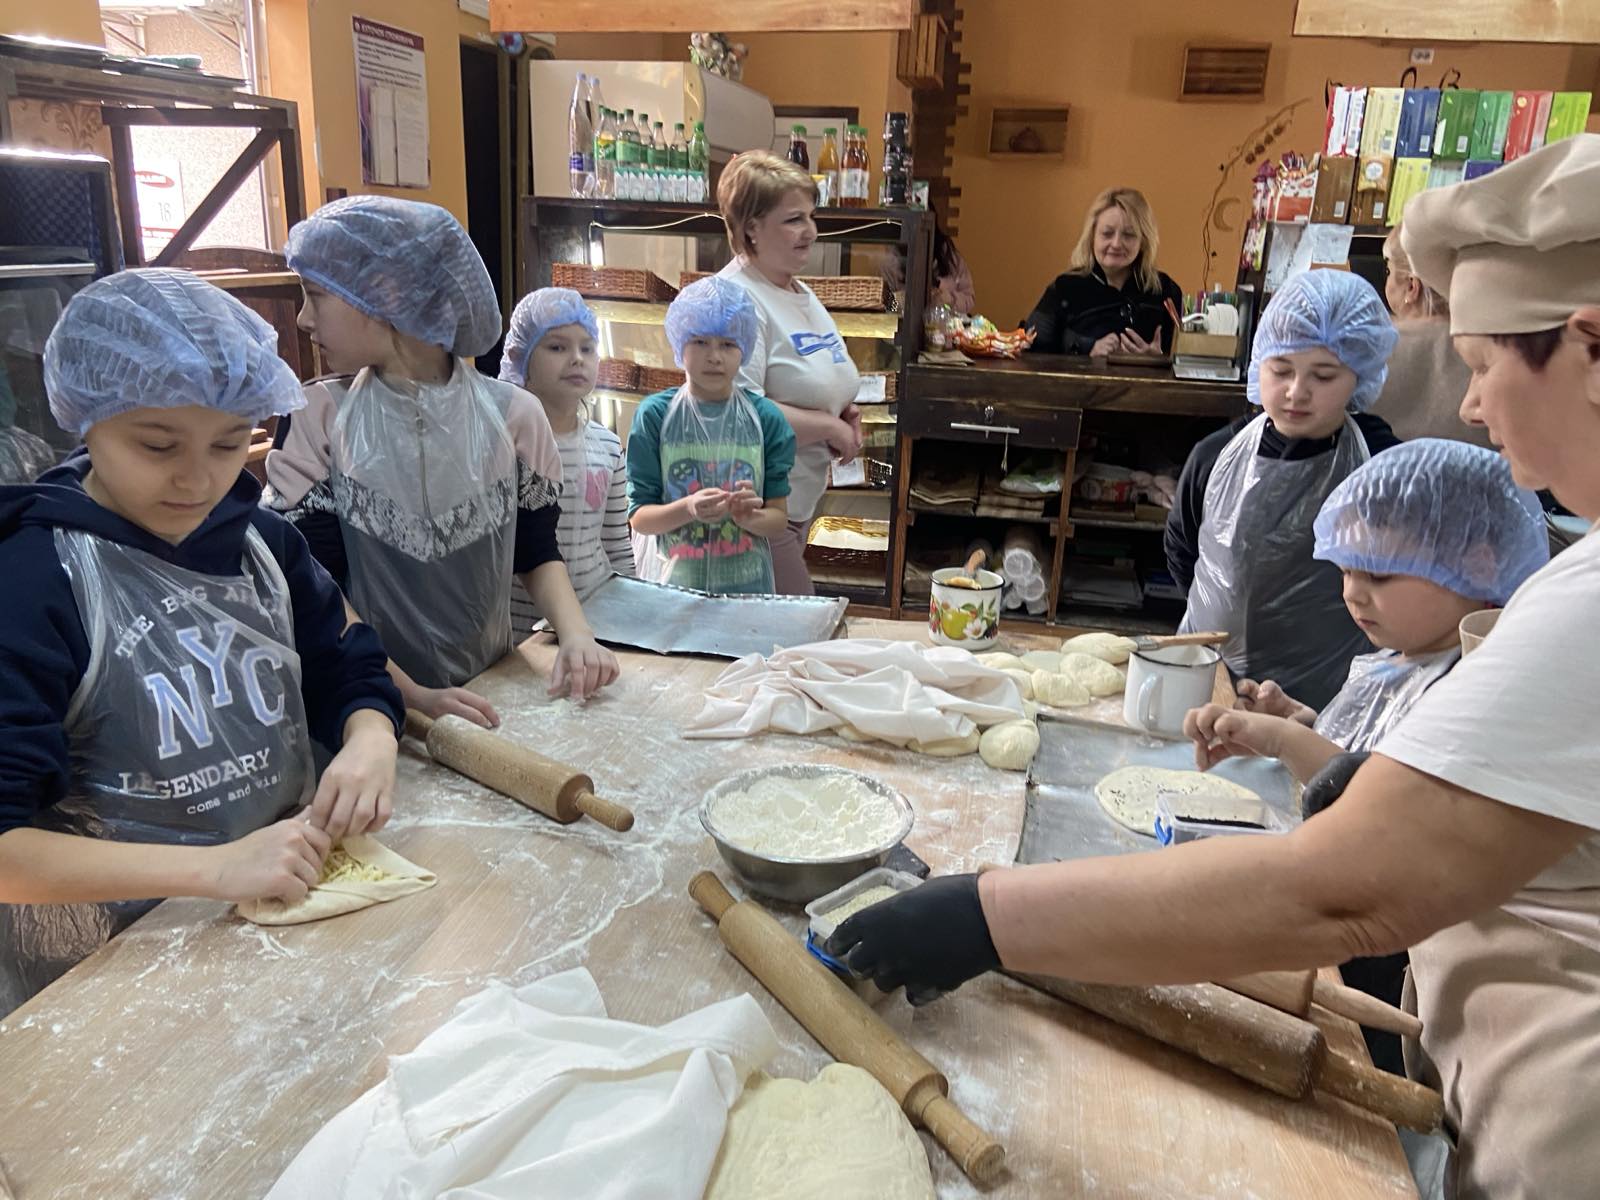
[554,418,634,597]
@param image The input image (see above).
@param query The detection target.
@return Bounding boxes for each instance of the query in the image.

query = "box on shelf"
[1546,92,1593,145]
[1172,330,1239,360]
[1351,186,1390,227]
[1385,158,1432,227]
[1323,85,1368,157]
[1310,156,1357,223]
[1464,160,1504,182]
[1433,89,1480,160]
[1395,88,1441,157]
[1505,90,1554,160]
[1355,86,1402,195]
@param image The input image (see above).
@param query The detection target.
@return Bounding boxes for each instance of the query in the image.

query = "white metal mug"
[1123,644,1222,736]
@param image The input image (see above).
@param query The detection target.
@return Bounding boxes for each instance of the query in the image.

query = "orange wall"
[0,0,102,44]
[954,0,1589,325]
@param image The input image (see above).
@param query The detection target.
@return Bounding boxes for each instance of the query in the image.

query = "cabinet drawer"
[900,396,1081,449]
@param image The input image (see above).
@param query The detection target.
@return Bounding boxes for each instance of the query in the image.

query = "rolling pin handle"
[403,709,435,742]
[1318,1049,1444,1133]
[574,789,635,832]
[918,1093,1006,1186]
[1311,977,1424,1039]
[689,871,737,921]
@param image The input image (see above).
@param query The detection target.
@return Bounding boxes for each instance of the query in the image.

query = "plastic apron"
[328,364,518,688]
[1403,880,1600,1200]
[0,526,313,1014]
[1313,647,1459,753]
[636,385,775,595]
[0,426,57,485]
[1180,412,1371,711]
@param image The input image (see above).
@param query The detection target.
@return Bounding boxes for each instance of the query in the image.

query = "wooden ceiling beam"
[489,0,914,33]
[1293,0,1600,43]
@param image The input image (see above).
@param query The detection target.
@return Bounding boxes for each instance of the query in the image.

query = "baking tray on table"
[560,574,847,659]
[1017,714,1302,865]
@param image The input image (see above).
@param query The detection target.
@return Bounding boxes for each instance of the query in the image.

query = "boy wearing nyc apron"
[627,277,797,595]
[0,270,403,1016]
[1165,270,1401,710]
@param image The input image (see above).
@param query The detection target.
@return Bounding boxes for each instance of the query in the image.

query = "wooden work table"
[0,621,1415,1199]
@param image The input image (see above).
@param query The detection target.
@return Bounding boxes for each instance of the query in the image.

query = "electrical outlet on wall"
[1410,47,1436,64]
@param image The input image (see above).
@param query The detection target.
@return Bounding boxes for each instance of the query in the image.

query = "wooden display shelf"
[986,105,1069,158]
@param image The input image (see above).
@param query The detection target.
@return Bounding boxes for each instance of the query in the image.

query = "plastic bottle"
[584,75,605,129]
[840,125,869,207]
[671,122,689,169]
[568,73,594,196]
[880,111,911,206]
[688,120,710,203]
[787,124,810,171]
[619,108,639,164]
[593,107,617,199]
[817,127,840,206]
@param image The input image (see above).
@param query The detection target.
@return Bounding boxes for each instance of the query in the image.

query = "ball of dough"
[1060,631,1136,665]
[1058,652,1127,697]
[975,650,1027,672]
[980,719,1041,771]
[1020,649,1062,673]
[1001,667,1034,701]
[1031,669,1091,708]
[907,728,980,756]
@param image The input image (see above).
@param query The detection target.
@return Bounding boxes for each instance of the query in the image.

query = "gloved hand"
[1302,751,1371,819]
[822,874,1001,1006]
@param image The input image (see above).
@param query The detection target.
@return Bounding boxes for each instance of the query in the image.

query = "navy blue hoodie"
[0,451,404,835]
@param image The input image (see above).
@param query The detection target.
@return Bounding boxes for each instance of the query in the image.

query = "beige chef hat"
[1400,133,1600,335]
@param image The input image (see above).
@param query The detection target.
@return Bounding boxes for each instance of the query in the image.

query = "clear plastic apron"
[1180,412,1372,711]
[1313,647,1459,753]
[328,365,518,688]
[635,384,775,595]
[0,526,313,1014]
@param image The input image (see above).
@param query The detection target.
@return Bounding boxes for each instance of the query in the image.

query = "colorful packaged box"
[1544,92,1592,146]
[1433,89,1480,160]
[1386,158,1432,227]
[1352,186,1390,227]
[1356,87,1403,195]
[1467,91,1512,161]
[1310,156,1358,223]
[1396,88,1442,157]
[1505,90,1553,160]
[1464,160,1505,181]
[1428,160,1467,191]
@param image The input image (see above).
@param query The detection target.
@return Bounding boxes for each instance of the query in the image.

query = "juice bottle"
[786,124,810,171]
[817,127,840,206]
[840,126,870,207]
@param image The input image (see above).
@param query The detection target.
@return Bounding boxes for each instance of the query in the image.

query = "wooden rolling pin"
[690,872,1005,1185]
[1017,973,1443,1133]
[1131,629,1228,652]
[405,710,634,831]
[1223,970,1423,1039]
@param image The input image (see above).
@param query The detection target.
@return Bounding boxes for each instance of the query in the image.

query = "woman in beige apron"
[822,135,1600,1200]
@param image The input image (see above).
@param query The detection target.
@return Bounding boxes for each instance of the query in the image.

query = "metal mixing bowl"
[699,764,915,904]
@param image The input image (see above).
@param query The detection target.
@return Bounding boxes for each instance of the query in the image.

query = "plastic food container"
[803,868,922,1004]
[1154,790,1291,846]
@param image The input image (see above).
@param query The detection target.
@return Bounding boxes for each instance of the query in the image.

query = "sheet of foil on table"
[1018,714,1303,865]
[560,574,848,658]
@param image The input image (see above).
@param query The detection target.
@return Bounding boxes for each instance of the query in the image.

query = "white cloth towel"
[683,639,1025,744]
[264,968,779,1200]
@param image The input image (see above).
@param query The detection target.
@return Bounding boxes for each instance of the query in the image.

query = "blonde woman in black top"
[1024,187,1183,357]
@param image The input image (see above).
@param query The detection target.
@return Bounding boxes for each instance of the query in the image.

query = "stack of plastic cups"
[1001,527,1048,614]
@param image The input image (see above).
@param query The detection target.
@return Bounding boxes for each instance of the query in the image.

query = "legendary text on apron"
[1180,412,1372,710]
[0,526,313,1013]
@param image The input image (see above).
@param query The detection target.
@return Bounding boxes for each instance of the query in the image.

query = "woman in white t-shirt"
[716,151,861,595]
[818,136,1600,1200]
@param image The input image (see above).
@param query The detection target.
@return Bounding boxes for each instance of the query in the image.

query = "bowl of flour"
[701,765,915,903]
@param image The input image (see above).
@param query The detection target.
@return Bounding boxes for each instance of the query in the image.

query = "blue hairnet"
[663,276,758,368]
[1313,438,1548,604]
[44,268,304,437]
[286,196,501,357]
[498,288,599,385]
[1247,270,1399,411]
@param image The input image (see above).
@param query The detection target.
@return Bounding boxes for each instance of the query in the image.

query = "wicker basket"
[595,358,640,391]
[552,262,679,302]
[802,275,892,312]
[678,270,714,290]
[805,516,890,570]
[860,371,898,401]
[637,364,686,393]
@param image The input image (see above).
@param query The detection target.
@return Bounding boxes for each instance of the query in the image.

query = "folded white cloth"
[264,968,779,1200]
[683,639,1025,744]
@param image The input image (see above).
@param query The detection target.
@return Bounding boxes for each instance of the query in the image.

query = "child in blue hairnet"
[1166,269,1403,710]
[627,277,796,594]
[266,197,618,725]
[1183,438,1548,1071]
[0,269,405,1015]
[500,288,634,597]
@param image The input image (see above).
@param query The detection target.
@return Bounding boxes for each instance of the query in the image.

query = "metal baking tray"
[1017,714,1302,866]
[566,574,848,659]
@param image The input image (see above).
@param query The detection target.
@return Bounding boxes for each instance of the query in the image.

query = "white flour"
[710,774,904,859]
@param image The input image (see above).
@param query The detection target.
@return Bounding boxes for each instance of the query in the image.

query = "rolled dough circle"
[1094,766,1262,838]
[1020,649,1062,673]
[704,1063,934,1199]
[975,651,1028,672]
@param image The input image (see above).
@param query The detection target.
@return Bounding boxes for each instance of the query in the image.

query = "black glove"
[1302,751,1371,819]
[821,874,1001,1006]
